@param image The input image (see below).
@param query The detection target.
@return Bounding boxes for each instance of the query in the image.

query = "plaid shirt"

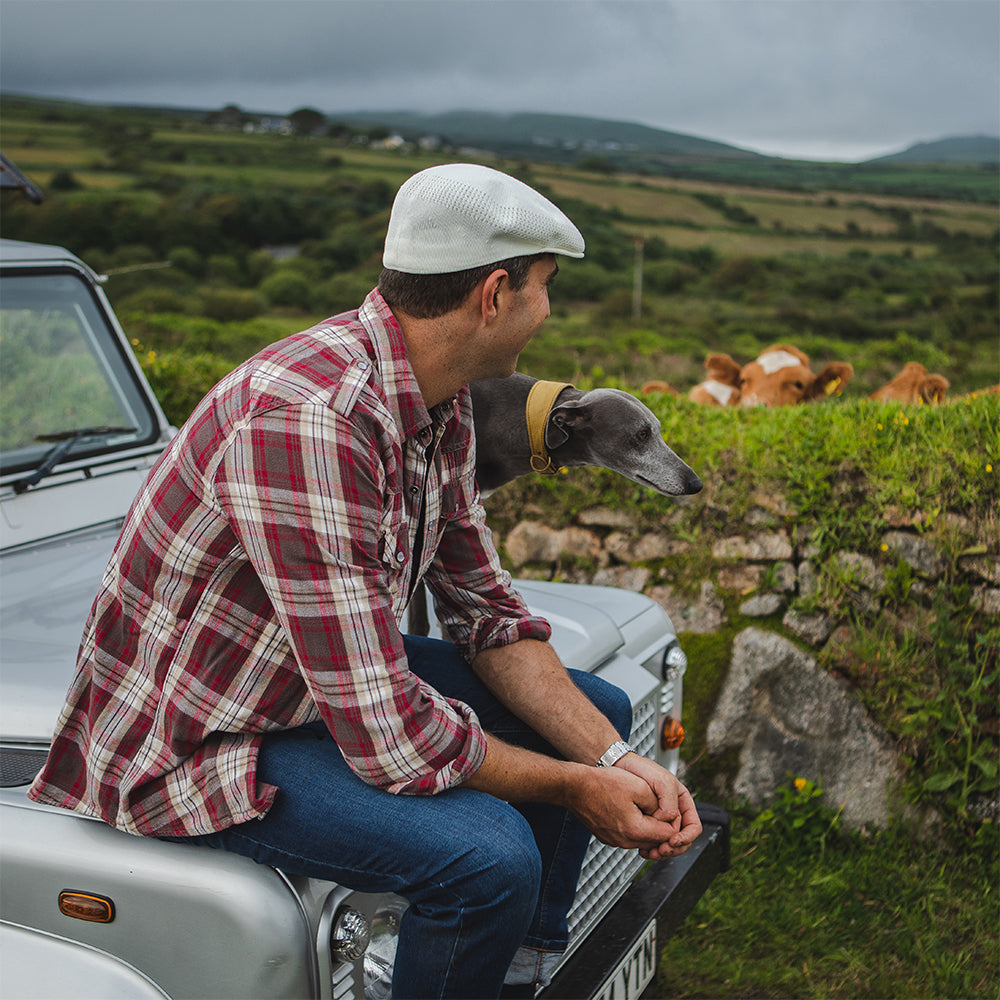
[28,290,551,837]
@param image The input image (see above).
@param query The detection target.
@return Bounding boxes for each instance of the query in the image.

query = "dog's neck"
[471,374,577,493]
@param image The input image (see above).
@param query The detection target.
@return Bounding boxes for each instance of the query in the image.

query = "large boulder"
[706,627,902,829]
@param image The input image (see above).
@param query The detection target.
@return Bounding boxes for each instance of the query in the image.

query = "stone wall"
[496,501,999,829]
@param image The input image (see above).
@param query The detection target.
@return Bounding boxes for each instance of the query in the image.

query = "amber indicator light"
[58,891,115,923]
[661,717,685,751]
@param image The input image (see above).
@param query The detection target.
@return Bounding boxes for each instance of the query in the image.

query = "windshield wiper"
[12,426,137,494]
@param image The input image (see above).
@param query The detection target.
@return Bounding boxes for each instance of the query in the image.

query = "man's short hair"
[378,253,547,320]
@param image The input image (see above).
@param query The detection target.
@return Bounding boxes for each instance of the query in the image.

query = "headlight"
[364,900,408,1000]
[662,638,687,679]
[331,907,370,963]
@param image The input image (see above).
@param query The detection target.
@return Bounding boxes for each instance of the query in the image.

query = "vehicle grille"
[565,691,657,945]
[331,960,355,999]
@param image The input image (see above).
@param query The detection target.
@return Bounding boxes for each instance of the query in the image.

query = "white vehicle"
[0,234,729,1000]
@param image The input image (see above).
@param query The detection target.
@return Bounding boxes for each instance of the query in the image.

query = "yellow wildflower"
[794,777,807,792]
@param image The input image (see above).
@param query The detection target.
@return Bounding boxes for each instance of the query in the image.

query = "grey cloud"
[1,0,996,161]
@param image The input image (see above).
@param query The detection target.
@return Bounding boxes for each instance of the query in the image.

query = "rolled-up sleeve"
[422,404,552,662]
[214,400,487,794]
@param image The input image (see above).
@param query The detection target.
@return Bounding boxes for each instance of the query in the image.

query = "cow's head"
[738,345,853,407]
[870,362,949,405]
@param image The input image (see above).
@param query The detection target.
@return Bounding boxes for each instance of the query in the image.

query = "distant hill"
[4,93,996,202]
[332,110,762,163]
[868,135,1000,165]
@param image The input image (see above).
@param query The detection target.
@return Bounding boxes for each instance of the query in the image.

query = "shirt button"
[357,360,369,371]
[396,551,406,563]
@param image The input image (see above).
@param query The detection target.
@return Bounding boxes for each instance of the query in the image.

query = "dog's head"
[546,388,702,496]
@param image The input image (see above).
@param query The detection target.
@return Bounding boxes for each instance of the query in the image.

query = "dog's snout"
[683,468,703,494]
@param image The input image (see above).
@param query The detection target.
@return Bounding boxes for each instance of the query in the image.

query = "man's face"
[482,256,559,377]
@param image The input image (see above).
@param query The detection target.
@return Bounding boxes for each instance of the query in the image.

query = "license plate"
[592,917,657,1000]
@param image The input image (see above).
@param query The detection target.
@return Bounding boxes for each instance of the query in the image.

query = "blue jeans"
[165,636,632,999]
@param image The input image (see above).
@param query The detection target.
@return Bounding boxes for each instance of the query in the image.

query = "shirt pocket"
[431,445,467,541]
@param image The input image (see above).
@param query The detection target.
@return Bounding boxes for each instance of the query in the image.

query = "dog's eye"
[637,427,650,441]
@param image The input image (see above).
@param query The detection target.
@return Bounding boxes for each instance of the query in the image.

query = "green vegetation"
[2,97,997,999]
[658,778,998,999]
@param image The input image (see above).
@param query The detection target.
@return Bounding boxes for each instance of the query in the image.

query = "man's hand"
[616,754,701,860]
[560,762,697,855]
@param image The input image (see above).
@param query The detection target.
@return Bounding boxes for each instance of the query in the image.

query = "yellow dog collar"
[525,380,573,475]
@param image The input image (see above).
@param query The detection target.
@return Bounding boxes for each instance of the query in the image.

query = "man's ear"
[479,269,508,322]
[546,398,590,448]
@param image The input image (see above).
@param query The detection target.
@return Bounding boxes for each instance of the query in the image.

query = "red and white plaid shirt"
[28,290,550,837]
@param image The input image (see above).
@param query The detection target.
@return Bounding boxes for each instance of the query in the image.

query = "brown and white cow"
[738,345,853,407]
[870,362,949,405]
[688,353,742,407]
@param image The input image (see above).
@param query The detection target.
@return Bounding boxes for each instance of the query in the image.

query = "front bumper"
[541,803,731,1000]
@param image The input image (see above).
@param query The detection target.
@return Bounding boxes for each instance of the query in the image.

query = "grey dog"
[406,373,701,634]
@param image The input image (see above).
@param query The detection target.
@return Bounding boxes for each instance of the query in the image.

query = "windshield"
[0,268,158,476]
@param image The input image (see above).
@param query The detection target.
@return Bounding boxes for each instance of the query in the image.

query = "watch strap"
[596,740,634,768]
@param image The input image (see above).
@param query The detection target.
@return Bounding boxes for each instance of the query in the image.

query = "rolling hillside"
[332,109,762,161]
[869,134,1000,165]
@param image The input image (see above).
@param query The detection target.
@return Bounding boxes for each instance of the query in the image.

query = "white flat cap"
[383,163,585,274]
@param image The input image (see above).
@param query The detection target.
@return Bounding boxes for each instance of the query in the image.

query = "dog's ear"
[546,398,590,449]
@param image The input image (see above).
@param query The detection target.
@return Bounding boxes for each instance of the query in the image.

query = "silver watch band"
[596,740,634,768]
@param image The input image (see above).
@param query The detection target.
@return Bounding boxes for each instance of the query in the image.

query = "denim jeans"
[164,635,632,999]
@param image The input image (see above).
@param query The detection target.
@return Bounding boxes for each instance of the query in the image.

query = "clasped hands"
[570,753,702,861]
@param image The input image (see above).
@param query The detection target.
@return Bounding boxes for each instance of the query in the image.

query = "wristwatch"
[596,740,635,768]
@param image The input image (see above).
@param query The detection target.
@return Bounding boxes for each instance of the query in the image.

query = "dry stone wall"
[496,501,999,829]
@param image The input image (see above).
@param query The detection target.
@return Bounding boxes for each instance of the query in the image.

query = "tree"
[289,107,326,136]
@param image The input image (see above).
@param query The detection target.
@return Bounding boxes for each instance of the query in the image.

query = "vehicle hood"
[0,521,121,742]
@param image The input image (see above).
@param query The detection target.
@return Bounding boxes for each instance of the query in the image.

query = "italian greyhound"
[406,373,701,633]
[471,373,702,496]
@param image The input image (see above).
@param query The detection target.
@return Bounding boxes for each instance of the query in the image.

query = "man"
[29,164,701,998]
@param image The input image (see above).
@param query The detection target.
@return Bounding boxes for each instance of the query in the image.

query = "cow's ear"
[705,353,742,384]
[809,362,854,399]
[546,398,589,448]
[923,375,949,403]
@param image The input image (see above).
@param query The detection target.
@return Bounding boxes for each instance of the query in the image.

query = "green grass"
[657,807,999,999]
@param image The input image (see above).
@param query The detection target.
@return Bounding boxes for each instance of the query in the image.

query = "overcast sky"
[3,0,998,162]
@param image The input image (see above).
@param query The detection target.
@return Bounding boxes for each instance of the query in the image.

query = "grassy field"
[8,98,993,394]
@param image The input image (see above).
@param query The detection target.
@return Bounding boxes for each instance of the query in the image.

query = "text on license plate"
[593,917,657,1000]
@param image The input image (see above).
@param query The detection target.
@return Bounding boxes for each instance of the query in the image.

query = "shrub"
[711,255,762,291]
[116,288,197,315]
[167,246,204,278]
[205,254,242,285]
[199,288,264,322]
[259,269,313,309]
[643,260,700,295]
[48,169,82,191]
[137,348,234,426]
[314,271,378,315]
[552,260,626,303]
